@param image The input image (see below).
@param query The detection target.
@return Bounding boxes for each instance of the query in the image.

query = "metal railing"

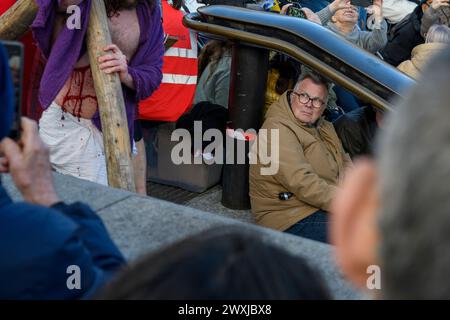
[184,5,415,112]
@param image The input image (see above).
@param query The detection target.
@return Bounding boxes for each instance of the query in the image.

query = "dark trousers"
[284,210,329,244]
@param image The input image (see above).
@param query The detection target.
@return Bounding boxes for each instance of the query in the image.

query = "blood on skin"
[61,66,98,120]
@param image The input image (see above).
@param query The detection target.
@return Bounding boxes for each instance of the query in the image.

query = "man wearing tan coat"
[398,24,450,79]
[249,71,352,243]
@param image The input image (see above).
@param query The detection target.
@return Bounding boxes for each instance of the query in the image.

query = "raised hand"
[368,0,384,23]
[302,7,322,25]
[0,118,59,207]
[329,0,352,12]
[431,0,450,10]
[280,3,293,15]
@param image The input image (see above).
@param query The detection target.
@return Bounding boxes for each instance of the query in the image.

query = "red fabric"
[22,33,44,121]
[162,56,198,75]
[138,0,198,122]
[0,0,16,14]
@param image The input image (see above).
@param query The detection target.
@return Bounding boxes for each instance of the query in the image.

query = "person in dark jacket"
[379,2,425,66]
[0,43,125,299]
[333,106,382,159]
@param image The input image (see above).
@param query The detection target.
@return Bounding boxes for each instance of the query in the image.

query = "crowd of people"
[1,0,450,300]
[250,0,450,244]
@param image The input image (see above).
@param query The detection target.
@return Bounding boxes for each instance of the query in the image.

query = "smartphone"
[286,4,306,19]
[1,40,24,140]
[350,0,373,7]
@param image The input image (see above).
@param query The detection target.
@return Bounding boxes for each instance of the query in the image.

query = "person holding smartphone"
[313,0,387,112]
[316,0,388,54]
[0,43,126,299]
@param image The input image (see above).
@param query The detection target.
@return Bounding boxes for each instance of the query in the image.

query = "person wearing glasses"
[249,70,352,243]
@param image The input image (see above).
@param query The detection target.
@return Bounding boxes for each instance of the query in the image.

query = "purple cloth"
[31,0,164,141]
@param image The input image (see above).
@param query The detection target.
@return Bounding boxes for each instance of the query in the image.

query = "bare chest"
[53,9,141,118]
[108,9,141,60]
[53,8,141,61]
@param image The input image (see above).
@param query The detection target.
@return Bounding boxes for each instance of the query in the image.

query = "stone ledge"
[1,173,361,299]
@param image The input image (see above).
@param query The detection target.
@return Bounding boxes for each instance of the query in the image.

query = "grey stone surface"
[99,196,360,299]
[185,185,255,223]
[2,173,362,299]
[2,173,133,211]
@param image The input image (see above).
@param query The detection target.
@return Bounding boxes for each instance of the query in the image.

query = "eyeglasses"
[290,90,325,109]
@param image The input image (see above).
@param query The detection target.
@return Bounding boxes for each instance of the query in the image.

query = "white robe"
[39,102,108,186]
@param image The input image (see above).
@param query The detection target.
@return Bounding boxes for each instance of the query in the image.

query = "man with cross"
[33,0,164,188]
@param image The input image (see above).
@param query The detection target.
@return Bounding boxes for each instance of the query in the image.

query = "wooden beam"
[0,0,38,40]
[0,0,137,192]
[86,0,136,192]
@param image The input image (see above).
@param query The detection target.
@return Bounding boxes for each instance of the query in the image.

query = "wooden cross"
[0,0,136,192]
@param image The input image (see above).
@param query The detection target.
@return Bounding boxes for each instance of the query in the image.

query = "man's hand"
[371,0,384,22]
[98,44,135,89]
[431,0,450,10]
[329,0,352,13]
[0,118,60,207]
[280,4,322,24]
[280,3,293,15]
[302,7,322,25]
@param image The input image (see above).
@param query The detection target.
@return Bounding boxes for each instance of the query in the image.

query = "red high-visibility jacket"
[0,0,15,14]
[138,0,198,122]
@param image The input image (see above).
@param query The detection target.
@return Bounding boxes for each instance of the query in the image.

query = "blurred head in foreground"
[98,226,331,299]
[331,47,450,299]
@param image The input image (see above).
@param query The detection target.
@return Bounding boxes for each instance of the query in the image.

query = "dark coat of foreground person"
[0,189,126,299]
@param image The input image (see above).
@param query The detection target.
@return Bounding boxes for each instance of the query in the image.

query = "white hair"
[425,24,450,44]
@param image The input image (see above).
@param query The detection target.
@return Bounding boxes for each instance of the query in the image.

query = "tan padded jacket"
[249,92,352,231]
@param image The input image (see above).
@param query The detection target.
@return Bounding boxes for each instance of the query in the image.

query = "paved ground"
[147,181,200,204]
[1,173,361,299]
[147,182,254,223]
[185,185,255,223]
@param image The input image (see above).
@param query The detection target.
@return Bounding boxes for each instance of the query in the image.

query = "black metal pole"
[221,43,269,210]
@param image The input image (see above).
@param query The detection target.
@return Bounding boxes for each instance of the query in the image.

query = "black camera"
[350,0,373,7]
[285,3,306,19]
[1,40,24,141]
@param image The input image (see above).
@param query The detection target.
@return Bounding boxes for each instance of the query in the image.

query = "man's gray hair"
[426,24,450,44]
[295,67,332,95]
[376,47,450,299]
